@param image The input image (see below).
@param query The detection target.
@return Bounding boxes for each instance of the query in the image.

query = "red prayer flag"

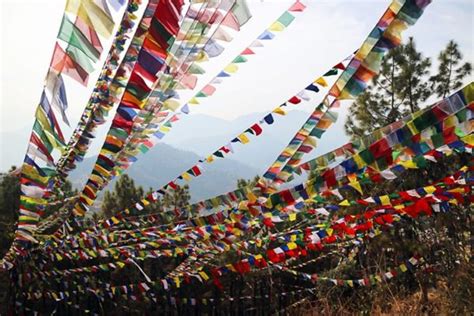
[50,43,89,85]
[288,96,301,104]
[249,123,263,136]
[241,48,255,55]
[288,1,306,12]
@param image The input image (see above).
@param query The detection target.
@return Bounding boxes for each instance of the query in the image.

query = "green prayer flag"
[277,11,295,27]
[233,55,248,63]
[66,45,95,73]
[359,149,375,165]
[58,15,99,62]
[188,63,205,75]
[431,133,444,148]
[323,69,338,76]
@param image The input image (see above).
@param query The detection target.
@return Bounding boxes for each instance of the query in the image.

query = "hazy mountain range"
[1,110,349,202]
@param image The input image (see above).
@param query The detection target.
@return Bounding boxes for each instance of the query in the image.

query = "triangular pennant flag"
[214,27,233,42]
[249,40,263,48]
[269,21,285,32]
[288,96,301,104]
[217,71,230,77]
[277,11,296,26]
[189,97,200,105]
[201,84,216,96]
[314,77,328,87]
[241,48,255,55]
[288,1,306,12]
[224,64,239,73]
[263,114,274,125]
[305,83,320,93]
[273,107,286,115]
[258,30,275,40]
[181,104,190,114]
[233,55,248,63]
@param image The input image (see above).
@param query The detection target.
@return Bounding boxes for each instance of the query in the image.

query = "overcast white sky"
[0,0,473,170]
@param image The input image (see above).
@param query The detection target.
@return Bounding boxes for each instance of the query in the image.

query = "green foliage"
[0,166,20,257]
[395,37,432,113]
[162,184,191,211]
[345,38,470,139]
[430,40,472,98]
[236,175,260,189]
[101,174,191,221]
[102,174,145,218]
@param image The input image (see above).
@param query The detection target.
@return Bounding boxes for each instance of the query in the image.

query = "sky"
[0,0,473,171]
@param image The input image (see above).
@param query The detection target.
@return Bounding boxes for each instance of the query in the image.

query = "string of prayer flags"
[55,0,143,178]
[99,55,349,224]
[260,0,432,190]
[7,0,122,255]
[182,100,471,216]
[71,0,198,217]
[107,1,306,182]
[67,0,242,215]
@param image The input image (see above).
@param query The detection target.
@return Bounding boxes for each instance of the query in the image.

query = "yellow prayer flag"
[353,154,366,169]
[304,136,317,147]
[224,64,238,73]
[189,97,200,105]
[424,186,437,194]
[273,107,286,115]
[81,194,95,206]
[163,99,180,111]
[81,1,115,38]
[269,21,285,32]
[448,199,458,205]
[289,213,297,221]
[349,181,363,194]
[247,191,257,203]
[407,121,418,135]
[238,133,250,144]
[195,51,209,62]
[314,77,328,87]
[199,271,209,281]
[339,200,350,206]
[461,134,474,146]
[400,160,418,169]
[380,195,391,206]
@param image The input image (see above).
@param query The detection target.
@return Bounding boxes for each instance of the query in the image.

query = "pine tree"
[101,174,144,218]
[395,37,432,113]
[345,38,431,138]
[162,184,191,218]
[236,175,260,189]
[0,166,21,222]
[0,166,21,257]
[430,40,472,98]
